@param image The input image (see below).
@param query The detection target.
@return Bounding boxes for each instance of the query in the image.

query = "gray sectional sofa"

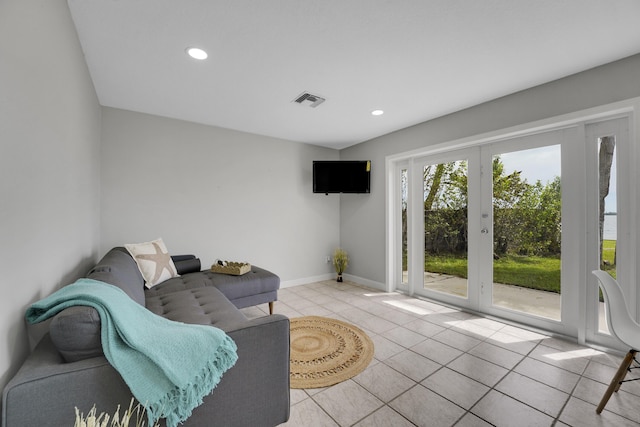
[2,247,290,427]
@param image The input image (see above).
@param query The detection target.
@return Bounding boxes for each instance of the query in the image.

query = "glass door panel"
[597,136,617,334]
[401,167,409,286]
[423,159,468,298]
[491,145,562,320]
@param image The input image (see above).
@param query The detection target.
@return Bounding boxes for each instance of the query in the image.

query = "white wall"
[0,0,101,393]
[100,107,340,284]
[340,54,640,287]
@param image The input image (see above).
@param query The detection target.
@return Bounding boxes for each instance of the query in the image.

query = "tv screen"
[313,161,371,194]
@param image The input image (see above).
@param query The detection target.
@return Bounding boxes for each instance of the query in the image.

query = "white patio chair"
[592,270,640,414]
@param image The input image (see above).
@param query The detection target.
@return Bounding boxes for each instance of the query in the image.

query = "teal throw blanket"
[26,279,238,427]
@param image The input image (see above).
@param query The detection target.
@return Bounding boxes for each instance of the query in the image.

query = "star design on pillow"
[136,242,174,285]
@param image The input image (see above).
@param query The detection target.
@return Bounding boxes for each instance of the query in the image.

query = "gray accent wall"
[340,54,640,287]
[0,0,101,394]
[100,107,339,284]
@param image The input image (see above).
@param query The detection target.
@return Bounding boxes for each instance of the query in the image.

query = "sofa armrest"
[2,315,290,427]
[187,314,291,426]
[2,335,134,427]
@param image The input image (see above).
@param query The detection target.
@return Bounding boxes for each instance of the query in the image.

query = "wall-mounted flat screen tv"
[313,160,371,194]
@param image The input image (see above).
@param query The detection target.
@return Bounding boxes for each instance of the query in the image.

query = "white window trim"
[386,97,640,345]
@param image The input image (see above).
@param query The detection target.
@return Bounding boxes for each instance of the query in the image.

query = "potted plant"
[333,248,349,282]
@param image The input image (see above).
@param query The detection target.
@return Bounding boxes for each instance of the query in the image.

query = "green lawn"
[425,240,617,293]
[602,239,617,278]
[493,255,560,293]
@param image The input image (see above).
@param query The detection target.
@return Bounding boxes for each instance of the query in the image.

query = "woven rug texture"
[289,316,374,389]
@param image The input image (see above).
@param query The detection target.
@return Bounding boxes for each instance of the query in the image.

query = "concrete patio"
[406,272,609,333]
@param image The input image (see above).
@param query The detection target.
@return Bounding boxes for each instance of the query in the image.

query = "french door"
[478,131,571,333]
[393,116,632,338]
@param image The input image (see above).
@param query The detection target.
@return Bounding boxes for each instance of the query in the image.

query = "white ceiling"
[67,0,640,149]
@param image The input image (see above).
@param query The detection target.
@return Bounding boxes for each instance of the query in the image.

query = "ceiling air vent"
[293,92,326,108]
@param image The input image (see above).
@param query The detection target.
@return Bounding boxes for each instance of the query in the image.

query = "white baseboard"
[342,274,387,292]
[280,273,334,288]
[280,273,387,291]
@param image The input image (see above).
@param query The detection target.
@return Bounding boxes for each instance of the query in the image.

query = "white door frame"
[386,98,638,344]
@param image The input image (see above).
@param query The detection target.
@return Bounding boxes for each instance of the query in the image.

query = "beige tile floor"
[241,280,640,427]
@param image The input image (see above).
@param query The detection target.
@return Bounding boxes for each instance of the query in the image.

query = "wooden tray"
[210,261,251,276]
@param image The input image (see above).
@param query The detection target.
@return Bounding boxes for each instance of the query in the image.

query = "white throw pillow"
[125,238,178,288]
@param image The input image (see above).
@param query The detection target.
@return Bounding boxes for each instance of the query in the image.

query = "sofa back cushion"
[86,247,145,305]
[49,247,145,362]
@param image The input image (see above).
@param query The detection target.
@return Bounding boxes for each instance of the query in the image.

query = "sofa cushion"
[203,267,280,301]
[125,238,178,288]
[145,287,247,329]
[144,272,213,296]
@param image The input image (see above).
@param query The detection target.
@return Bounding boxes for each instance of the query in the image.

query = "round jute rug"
[289,316,374,389]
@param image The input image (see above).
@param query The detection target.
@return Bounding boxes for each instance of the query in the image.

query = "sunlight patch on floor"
[363,292,401,297]
[485,332,536,344]
[544,348,604,361]
[381,299,432,315]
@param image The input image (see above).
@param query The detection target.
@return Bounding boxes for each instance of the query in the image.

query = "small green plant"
[333,248,349,282]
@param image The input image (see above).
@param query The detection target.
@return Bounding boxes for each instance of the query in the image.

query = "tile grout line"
[461,334,549,426]
[369,312,571,425]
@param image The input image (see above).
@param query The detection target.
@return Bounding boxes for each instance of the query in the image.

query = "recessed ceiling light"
[186,47,208,60]
[371,109,384,116]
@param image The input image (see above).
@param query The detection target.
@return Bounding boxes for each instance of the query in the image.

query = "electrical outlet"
[326,256,331,263]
